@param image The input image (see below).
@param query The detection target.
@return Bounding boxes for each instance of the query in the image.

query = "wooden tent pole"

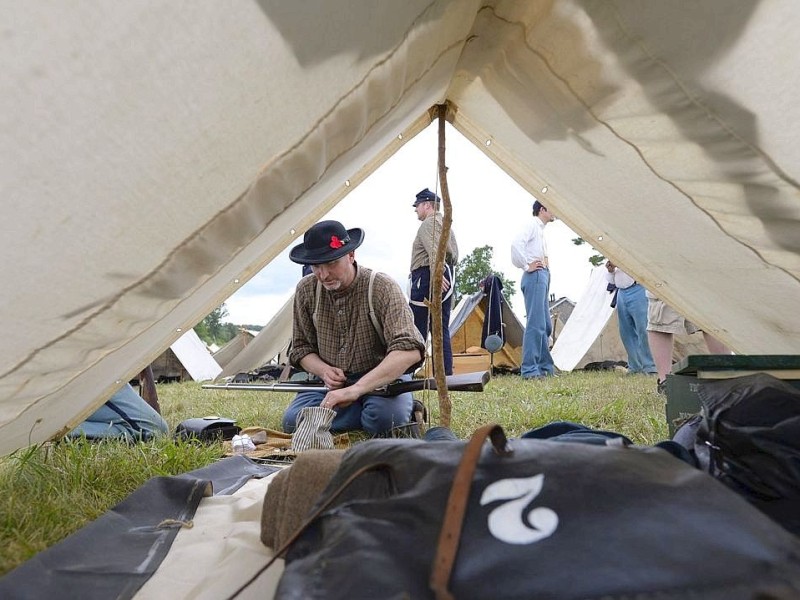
[432,104,453,427]
[138,365,161,414]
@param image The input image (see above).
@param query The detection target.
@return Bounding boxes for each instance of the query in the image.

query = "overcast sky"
[224,123,598,326]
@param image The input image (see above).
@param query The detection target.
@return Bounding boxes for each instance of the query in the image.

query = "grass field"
[0,371,665,576]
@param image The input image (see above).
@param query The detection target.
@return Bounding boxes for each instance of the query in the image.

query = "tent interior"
[4,0,799,457]
[3,1,800,595]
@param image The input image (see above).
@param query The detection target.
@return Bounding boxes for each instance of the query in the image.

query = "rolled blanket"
[260,449,345,549]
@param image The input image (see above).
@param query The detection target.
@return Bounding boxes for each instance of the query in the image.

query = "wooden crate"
[452,351,491,376]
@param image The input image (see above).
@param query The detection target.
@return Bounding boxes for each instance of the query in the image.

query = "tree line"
[194,304,261,347]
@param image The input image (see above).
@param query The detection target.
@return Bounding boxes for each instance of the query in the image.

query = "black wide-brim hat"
[289,220,365,265]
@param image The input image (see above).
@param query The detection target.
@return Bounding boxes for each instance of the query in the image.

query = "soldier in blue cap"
[409,188,459,375]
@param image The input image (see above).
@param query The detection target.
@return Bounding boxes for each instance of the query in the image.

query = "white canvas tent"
[551,267,621,371]
[212,329,259,370]
[156,329,222,383]
[3,1,800,455]
[552,299,632,370]
[551,266,710,371]
[216,295,294,380]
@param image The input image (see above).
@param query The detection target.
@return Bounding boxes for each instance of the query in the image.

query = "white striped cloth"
[291,406,336,452]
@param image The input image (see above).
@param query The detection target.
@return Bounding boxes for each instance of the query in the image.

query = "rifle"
[202,370,490,397]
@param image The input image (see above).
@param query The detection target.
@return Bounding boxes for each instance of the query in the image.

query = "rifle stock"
[385,371,490,395]
[202,370,490,397]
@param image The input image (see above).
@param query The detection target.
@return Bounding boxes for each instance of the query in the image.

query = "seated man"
[68,383,169,441]
[281,220,425,436]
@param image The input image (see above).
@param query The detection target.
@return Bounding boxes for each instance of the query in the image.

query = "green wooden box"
[664,354,800,435]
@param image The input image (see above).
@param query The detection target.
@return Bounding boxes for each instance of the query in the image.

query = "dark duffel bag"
[272,424,800,600]
[674,373,800,535]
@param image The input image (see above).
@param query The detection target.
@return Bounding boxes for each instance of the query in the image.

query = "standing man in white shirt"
[511,200,556,379]
[605,260,656,375]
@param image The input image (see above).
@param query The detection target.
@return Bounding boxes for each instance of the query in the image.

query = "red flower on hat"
[329,235,344,249]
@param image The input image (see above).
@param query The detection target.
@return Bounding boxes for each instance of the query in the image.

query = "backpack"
[674,372,800,535]
[273,424,800,599]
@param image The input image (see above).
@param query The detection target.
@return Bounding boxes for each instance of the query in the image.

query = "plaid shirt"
[290,264,424,375]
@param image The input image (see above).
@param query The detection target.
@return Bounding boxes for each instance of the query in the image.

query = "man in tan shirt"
[409,188,459,375]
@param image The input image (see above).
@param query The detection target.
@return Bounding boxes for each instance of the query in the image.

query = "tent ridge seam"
[1,4,471,384]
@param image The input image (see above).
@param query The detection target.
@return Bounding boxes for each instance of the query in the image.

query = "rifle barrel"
[201,371,489,395]
[201,383,332,393]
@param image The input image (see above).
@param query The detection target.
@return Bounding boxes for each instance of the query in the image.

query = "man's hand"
[319,365,347,390]
[526,259,545,272]
[321,386,360,410]
[299,354,348,390]
[441,276,451,292]
[321,349,422,410]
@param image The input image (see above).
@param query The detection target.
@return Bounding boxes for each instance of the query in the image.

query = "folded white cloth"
[231,434,256,453]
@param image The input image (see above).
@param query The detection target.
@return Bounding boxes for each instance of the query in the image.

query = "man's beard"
[321,280,342,291]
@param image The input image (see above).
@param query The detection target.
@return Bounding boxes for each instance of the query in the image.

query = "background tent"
[550,295,628,369]
[552,267,714,371]
[3,1,800,454]
[449,287,524,371]
[574,311,627,369]
[153,330,222,383]
[216,295,294,380]
[551,267,618,372]
[556,308,710,371]
[212,329,260,370]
